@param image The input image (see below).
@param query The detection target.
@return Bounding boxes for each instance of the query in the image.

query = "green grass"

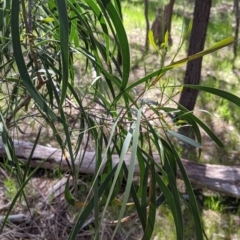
[4,177,17,201]
[152,201,240,240]
[122,2,146,30]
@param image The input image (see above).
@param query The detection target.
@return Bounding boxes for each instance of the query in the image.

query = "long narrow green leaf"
[122,163,147,231]
[65,177,75,206]
[55,0,69,108]
[155,172,182,236]
[47,71,75,175]
[164,36,234,70]
[167,130,202,149]
[94,132,103,240]
[160,106,224,147]
[178,107,224,148]
[84,0,110,63]
[115,36,234,103]
[69,5,80,47]
[164,153,183,240]
[137,151,148,216]
[69,165,117,240]
[22,127,42,182]
[184,84,240,107]
[100,122,133,232]
[169,144,203,240]
[11,1,59,121]
[143,158,156,240]
[76,47,122,87]
[190,114,224,147]
[100,0,130,90]
[112,108,142,238]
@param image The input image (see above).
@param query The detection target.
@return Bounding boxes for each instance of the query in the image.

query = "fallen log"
[0,138,240,198]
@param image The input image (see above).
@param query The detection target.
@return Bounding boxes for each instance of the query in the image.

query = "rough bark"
[0,138,240,198]
[165,0,175,45]
[233,0,239,63]
[178,0,212,111]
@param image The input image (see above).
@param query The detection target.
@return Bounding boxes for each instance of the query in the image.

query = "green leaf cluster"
[0,0,238,239]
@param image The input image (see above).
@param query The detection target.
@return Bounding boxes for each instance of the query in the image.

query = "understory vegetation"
[0,0,239,239]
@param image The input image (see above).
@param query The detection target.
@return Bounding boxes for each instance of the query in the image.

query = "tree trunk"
[177,0,212,158]
[151,0,175,47]
[165,0,175,45]
[144,0,150,50]
[178,0,212,111]
[178,0,212,143]
[233,0,239,64]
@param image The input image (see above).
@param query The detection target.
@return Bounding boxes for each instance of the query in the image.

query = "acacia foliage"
[0,1,238,239]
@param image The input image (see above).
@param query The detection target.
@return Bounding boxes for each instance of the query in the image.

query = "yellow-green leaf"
[178,85,184,93]
[164,30,169,47]
[148,30,159,52]
[41,17,55,23]
[163,36,234,71]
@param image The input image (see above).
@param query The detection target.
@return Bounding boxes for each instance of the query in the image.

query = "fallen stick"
[0,138,240,198]
[0,214,31,224]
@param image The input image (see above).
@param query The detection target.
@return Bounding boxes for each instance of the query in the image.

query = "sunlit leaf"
[164,36,234,71]
[148,30,159,52]
[41,17,55,23]
[163,30,169,47]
